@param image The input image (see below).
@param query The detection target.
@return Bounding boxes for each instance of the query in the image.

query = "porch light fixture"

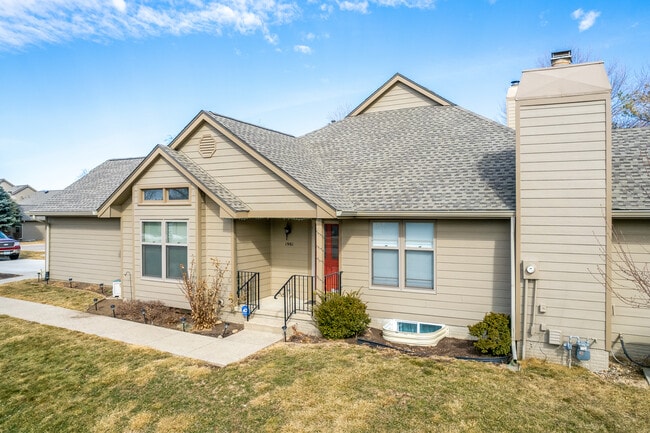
[284,222,292,240]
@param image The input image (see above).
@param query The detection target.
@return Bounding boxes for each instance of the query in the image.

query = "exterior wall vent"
[199,134,217,158]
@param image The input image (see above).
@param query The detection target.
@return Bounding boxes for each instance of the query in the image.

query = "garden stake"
[221,322,229,338]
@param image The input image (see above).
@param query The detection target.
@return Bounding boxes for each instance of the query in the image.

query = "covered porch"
[232,218,342,328]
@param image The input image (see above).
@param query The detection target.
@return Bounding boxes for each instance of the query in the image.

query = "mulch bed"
[290,326,502,360]
[86,297,243,338]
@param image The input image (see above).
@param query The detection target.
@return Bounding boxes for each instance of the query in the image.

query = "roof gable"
[349,73,453,117]
[168,111,339,217]
[98,145,249,218]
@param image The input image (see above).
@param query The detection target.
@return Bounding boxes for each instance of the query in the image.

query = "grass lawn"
[0,316,648,433]
[0,279,100,310]
[18,249,45,260]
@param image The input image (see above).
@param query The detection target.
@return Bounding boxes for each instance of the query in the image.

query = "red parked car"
[0,231,20,260]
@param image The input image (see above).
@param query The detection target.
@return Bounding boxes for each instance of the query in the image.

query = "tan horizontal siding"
[201,197,233,301]
[610,220,650,348]
[269,220,311,290]
[364,82,438,113]
[342,219,510,330]
[519,100,605,117]
[518,99,607,347]
[48,217,121,285]
[178,124,315,211]
[236,220,272,297]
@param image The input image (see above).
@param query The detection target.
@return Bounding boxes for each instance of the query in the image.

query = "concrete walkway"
[0,296,282,367]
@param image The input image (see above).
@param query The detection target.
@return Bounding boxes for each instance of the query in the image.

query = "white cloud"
[338,1,369,13]
[373,0,435,7]
[337,0,435,14]
[294,44,312,54]
[571,8,601,32]
[112,0,127,13]
[571,8,584,20]
[0,0,301,49]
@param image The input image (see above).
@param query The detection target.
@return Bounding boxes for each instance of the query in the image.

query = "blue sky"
[1,0,648,190]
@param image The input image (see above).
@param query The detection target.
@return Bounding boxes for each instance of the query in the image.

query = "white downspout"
[510,216,518,361]
[45,217,50,274]
[522,279,528,360]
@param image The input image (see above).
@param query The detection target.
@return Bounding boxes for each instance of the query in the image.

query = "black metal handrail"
[274,274,314,329]
[324,271,343,296]
[237,271,260,321]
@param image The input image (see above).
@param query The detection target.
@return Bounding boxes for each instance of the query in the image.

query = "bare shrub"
[180,258,229,330]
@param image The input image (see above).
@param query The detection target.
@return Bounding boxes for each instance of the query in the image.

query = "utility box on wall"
[522,261,539,280]
[548,329,562,345]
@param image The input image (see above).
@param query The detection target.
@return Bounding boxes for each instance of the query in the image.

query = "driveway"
[0,257,45,283]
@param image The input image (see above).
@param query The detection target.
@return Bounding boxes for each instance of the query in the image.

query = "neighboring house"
[19,190,62,240]
[33,55,650,372]
[0,180,60,240]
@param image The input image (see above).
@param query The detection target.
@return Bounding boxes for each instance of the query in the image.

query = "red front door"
[324,223,339,292]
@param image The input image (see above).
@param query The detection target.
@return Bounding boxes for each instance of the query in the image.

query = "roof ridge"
[208,111,295,138]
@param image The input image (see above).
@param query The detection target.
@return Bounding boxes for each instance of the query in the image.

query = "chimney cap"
[551,50,572,66]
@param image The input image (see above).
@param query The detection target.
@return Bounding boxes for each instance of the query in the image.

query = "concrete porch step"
[244,311,320,337]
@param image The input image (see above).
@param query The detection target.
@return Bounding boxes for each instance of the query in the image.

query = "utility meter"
[523,261,539,280]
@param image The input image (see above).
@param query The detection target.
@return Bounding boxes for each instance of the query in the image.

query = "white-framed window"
[142,186,190,203]
[371,221,435,290]
[142,220,188,279]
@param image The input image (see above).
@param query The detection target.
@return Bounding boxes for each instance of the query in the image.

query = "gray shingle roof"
[612,127,650,211]
[32,158,144,214]
[156,145,249,212]
[33,99,650,216]
[300,106,516,212]
[206,112,356,210]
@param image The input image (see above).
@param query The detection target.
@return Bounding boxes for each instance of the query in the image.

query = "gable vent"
[199,134,217,158]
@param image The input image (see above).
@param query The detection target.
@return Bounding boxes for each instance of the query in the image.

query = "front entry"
[324,223,340,292]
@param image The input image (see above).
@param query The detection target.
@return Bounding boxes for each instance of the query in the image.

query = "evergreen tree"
[0,187,21,235]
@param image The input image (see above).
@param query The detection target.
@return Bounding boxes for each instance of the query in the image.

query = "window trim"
[141,219,188,281]
[140,185,191,205]
[369,220,436,292]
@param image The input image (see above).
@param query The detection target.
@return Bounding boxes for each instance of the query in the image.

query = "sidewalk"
[0,296,282,367]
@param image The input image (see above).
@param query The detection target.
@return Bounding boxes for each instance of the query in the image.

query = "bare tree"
[533,48,649,129]
[605,229,650,308]
[619,70,650,128]
[328,102,355,123]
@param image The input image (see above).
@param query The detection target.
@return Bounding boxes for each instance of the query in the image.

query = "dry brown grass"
[1,317,649,432]
[0,279,99,310]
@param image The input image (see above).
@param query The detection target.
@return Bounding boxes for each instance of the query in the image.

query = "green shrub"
[313,291,371,339]
[467,312,511,356]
